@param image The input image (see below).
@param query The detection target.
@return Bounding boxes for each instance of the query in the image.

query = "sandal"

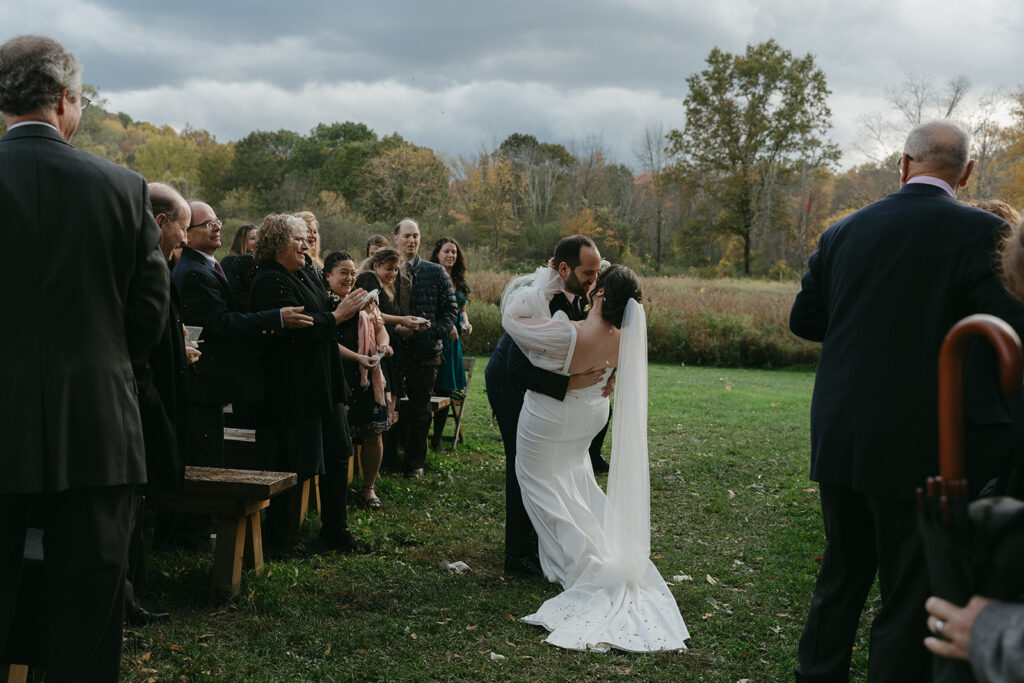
[363,496,382,510]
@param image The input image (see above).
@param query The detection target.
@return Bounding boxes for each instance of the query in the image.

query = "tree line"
[6,40,1023,277]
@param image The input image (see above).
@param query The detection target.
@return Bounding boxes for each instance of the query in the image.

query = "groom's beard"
[564,270,590,299]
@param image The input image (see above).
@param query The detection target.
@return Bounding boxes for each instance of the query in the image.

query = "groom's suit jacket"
[790,183,1024,499]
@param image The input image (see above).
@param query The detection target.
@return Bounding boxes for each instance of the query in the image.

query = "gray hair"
[904,120,971,180]
[148,183,188,222]
[0,35,82,116]
[253,213,307,263]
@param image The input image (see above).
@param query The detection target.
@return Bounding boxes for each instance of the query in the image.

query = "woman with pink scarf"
[325,251,392,509]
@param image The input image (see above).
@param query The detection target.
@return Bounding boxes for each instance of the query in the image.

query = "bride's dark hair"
[595,265,642,328]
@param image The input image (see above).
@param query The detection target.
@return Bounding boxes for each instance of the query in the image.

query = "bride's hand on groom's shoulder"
[568,368,605,391]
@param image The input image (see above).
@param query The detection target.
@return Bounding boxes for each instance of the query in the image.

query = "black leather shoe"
[122,635,150,652]
[504,554,543,577]
[127,608,170,627]
[321,528,369,554]
[590,455,610,474]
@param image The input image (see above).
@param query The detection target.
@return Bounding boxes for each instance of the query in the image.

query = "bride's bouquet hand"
[568,367,605,391]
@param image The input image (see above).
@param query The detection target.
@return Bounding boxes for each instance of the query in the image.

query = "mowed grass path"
[122,362,876,682]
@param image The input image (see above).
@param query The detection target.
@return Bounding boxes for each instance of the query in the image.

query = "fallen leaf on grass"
[410,633,417,640]
[504,612,517,621]
[170,645,185,654]
[520,655,534,660]
[466,625,478,631]
[505,641,519,648]
[771,626,783,634]
[702,612,714,619]
[324,645,331,655]
[208,610,227,617]
[706,575,718,585]
[197,634,214,641]
[673,574,693,582]
[356,649,368,654]
[490,652,506,661]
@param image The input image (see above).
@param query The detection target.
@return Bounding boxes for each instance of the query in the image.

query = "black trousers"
[796,483,931,682]
[404,362,439,472]
[0,484,133,682]
[484,359,537,561]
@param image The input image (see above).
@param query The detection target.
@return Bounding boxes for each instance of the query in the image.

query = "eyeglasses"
[293,236,308,246]
[79,93,91,111]
[896,153,913,170]
[187,219,222,231]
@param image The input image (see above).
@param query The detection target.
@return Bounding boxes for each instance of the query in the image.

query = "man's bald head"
[903,121,972,186]
[149,183,189,260]
[185,201,222,255]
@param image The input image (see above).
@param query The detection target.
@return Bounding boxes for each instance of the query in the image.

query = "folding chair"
[434,356,476,452]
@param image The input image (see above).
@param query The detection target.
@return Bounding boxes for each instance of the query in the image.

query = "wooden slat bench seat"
[148,466,297,597]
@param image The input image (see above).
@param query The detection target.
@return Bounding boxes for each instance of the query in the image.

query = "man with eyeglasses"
[0,36,168,681]
[172,201,314,485]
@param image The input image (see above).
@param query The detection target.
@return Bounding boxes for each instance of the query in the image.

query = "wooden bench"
[223,427,320,531]
[148,466,297,597]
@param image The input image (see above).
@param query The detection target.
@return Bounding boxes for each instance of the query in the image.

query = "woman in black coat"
[248,213,370,556]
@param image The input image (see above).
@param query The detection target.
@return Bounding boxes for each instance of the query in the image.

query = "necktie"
[573,295,586,320]
[213,261,227,281]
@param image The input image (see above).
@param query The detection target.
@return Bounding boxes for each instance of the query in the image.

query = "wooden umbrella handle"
[938,314,1023,480]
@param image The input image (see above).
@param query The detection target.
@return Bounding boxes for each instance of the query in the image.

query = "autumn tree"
[668,40,840,274]
[358,143,451,224]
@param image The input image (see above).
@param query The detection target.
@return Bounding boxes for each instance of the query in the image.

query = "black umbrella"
[921,314,1023,682]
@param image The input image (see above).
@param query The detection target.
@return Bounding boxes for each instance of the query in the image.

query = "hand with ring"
[924,595,995,662]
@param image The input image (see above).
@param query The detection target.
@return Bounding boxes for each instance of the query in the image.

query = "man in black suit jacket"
[171,201,313,468]
[0,36,169,681]
[790,120,1024,681]
[486,235,608,575]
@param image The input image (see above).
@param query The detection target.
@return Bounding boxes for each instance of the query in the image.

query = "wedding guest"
[355,248,420,426]
[0,34,168,681]
[248,215,369,556]
[358,233,392,273]
[925,596,1024,682]
[789,121,1024,680]
[295,210,324,276]
[173,201,312,473]
[221,223,257,276]
[972,199,1021,226]
[125,182,194,628]
[392,218,458,478]
[367,233,389,257]
[429,237,472,449]
[325,251,391,509]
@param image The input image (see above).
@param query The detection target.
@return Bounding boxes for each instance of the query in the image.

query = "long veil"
[603,298,650,578]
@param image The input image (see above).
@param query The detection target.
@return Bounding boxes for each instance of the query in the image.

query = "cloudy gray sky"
[3,0,1022,170]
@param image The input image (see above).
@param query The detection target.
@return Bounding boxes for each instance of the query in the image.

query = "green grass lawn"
[121,361,877,682]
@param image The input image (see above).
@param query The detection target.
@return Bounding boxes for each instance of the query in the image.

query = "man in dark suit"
[486,235,608,575]
[0,35,169,681]
[123,183,195,627]
[790,120,1024,681]
[172,201,313,469]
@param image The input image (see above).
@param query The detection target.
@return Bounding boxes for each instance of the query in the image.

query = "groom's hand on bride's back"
[568,368,605,391]
[601,370,616,398]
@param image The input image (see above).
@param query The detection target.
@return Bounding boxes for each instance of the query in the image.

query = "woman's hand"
[448,326,459,340]
[357,354,379,370]
[185,347,202,366]
[380,344,393,358]
[334,288,370,322]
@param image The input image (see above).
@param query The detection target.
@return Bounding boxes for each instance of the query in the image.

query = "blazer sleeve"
[178,268,280,338]
[970,602,1024,683]
[507,339,571,401]
[125,182,170,366]
[248,272,337,342]
[790,244,829,342]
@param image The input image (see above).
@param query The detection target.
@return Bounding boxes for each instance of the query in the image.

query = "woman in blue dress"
[430,237,472,449]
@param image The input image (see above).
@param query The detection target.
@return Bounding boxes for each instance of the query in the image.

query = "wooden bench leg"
[242,512,264,575]
[311,475,321,514]
[212,514,247,598]
[296,479,311,534]
[3,664,28,683]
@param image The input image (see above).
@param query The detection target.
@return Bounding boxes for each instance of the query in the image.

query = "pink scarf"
[358,308,386,405]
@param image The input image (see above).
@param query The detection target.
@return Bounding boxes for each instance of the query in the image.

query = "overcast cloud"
[3,0,1022,170]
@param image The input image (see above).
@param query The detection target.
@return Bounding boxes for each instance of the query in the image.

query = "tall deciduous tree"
[668,40,840,274]
[358,143,451,224]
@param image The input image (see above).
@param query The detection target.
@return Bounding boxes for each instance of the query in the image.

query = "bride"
[502,264,689,653]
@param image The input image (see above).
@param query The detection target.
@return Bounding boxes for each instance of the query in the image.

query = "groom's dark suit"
[172,246,279,465]
[0,123,169,680]
[790,182,1024,681]
[487,285,591,566]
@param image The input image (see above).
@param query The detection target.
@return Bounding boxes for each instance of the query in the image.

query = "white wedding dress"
[502,268,689,653]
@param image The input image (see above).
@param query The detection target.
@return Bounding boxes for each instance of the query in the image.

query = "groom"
[486,235,609,576]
